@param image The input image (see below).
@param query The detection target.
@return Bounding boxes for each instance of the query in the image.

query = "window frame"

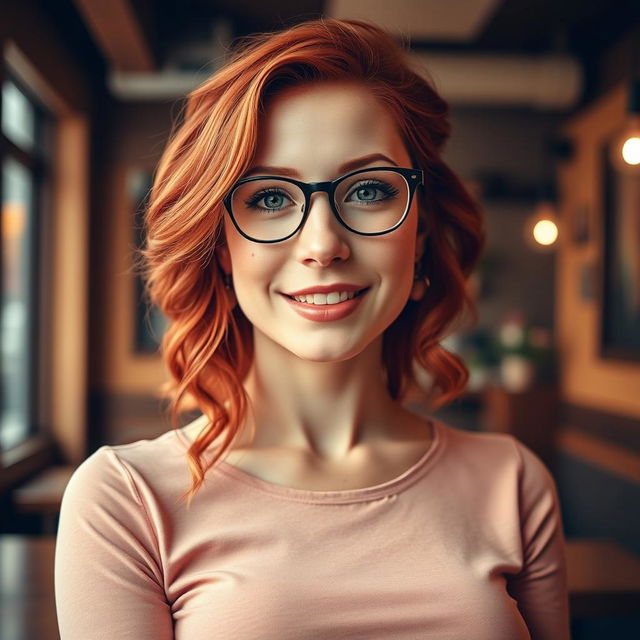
[0,58,59,491]
[2,70,51,446]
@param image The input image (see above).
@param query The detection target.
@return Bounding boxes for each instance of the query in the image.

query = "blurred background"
[0,1,639,638]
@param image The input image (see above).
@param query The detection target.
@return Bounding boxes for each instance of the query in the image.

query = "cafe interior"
[0,1,639,638]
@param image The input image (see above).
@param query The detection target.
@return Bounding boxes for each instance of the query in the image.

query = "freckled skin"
[216,80,429,461]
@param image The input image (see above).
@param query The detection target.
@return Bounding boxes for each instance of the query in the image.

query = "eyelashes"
[244,179,400,212]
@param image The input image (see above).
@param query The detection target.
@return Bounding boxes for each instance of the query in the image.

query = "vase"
[500,355,535,392]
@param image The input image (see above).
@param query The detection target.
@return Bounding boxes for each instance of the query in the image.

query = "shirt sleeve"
[506,438,571,640]
[54,446,174,640]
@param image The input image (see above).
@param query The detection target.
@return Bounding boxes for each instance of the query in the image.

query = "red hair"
[138,17,485,507]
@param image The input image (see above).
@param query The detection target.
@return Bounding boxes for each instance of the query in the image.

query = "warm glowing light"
[621,136,640,165]
[2,203,26,237]
[524,201,560,251]
[532,219,558,246]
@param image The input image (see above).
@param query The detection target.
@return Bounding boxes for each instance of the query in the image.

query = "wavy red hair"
[137,17,485,507]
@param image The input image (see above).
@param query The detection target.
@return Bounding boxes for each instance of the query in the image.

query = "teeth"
[292,290,360,305]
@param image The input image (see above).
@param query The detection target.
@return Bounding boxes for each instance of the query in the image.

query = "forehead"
[252,81,410,178]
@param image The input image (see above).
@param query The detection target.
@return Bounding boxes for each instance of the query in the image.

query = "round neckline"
[209,418,444,504]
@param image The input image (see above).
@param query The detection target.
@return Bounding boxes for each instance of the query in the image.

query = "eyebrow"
[243,153,399,179]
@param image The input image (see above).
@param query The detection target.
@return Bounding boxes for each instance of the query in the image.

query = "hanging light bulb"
[532,208,559,246]
[524,183,560,251]
[621,131,640,165]
[610,79,640,173]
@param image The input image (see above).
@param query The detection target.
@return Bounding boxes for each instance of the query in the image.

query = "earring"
[410,260,431,301]
[223,271,232,290]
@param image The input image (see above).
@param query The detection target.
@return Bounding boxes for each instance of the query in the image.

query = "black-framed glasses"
[223,166,424,243]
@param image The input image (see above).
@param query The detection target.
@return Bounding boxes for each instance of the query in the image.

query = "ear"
[216,242,231,274]
[415,229,428,264]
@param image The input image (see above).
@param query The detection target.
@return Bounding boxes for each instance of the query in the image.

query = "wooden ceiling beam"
[72,0,156,72]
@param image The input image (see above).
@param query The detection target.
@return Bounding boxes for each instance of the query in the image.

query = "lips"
[284,287,369,301]
[281,287,369,322]
[283,283,368,297]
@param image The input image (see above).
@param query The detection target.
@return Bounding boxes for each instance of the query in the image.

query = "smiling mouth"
[283,288,369,304]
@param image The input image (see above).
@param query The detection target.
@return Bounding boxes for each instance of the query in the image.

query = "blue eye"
[346,180,400,205]
[244,188,293,213]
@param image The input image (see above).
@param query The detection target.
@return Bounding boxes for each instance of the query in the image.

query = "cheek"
[227,243,283,298]
[232,250,262,282]
[379,243,415,291]
[222,220,263,280]
[377,212,418,277]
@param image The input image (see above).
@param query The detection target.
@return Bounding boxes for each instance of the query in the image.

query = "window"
[0,74,52,450]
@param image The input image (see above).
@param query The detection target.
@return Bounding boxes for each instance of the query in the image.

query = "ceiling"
[41,0,640,108]
[326,0,501,41]
[148,0,639,56]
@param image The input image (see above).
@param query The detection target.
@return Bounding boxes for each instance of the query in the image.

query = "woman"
[54,17,570,639]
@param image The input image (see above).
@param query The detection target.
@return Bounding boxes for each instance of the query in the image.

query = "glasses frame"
[222,166,424,244]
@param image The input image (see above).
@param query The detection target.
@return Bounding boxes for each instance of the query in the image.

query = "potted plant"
[495,311,555,392]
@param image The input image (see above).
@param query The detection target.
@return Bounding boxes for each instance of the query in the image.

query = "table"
[12,466,75,534]
[566,538,640,617]
[0,535,58,640]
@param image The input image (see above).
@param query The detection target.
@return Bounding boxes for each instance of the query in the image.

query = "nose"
[294,191,350,266]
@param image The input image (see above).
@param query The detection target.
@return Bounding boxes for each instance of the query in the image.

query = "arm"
[506,439,571,640]
[55,447,174,640]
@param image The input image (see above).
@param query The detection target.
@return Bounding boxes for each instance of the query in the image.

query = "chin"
[293,332,381,362]
[299,349,361,363]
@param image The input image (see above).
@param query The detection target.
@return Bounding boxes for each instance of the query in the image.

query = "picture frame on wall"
[128,167,168,354]
[599,139,640,361]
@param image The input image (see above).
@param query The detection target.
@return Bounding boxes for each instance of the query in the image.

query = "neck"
[235,330,406,461]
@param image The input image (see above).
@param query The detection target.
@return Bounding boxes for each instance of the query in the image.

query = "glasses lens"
[230,178,305,242]
[229,169,410,241]
[334,169,409,234]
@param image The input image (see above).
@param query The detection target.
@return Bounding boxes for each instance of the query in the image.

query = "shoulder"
[62,428,192,509]
[436,420,557,495]
[434,421,563,553]
[56,440,174,603]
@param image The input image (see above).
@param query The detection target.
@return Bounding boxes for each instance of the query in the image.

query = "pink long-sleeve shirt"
[54,418,570,639]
